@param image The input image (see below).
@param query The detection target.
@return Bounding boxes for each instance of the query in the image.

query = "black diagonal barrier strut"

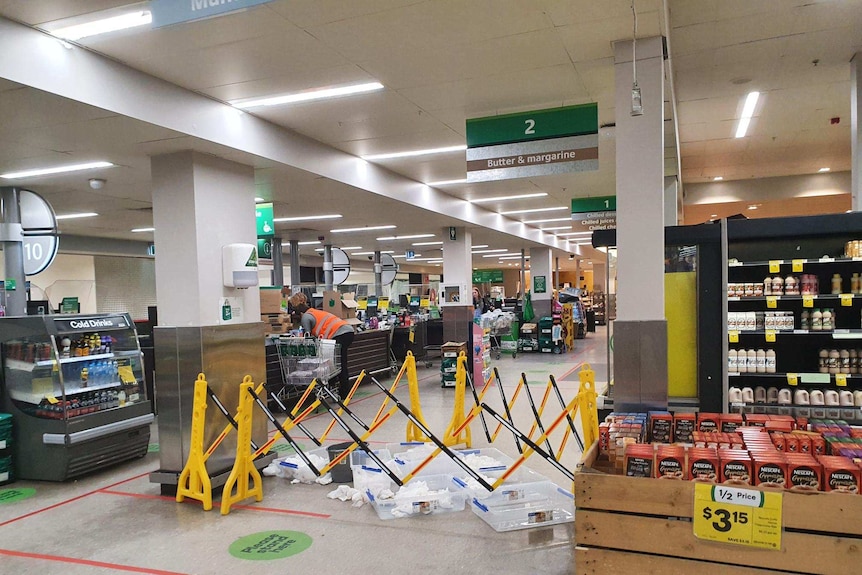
[207,385,260,452]
[493,367,523,454]
[519,373,554,457]
[465,370,492,443]
[316,391,404,487]
[549,374,584,451]
[246,387,320,476]
[370,377,494,492]
[318,386,371,432]
[481,403,575,481]
[266,388,322,446]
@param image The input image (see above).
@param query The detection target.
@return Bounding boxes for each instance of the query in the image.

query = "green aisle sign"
[534,276,547,294]
[257,238,272,260]
[472,270,504,283]
[256,203,274,237]
[467,103,598,147]
[572,196,616,213]
[571,195,617,232]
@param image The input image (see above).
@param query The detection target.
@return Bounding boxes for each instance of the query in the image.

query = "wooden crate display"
[574,443,862,575]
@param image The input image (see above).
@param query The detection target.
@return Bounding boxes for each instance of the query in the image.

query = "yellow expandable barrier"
[220,376,264,515]
[404,352,430,442]
[442,351,470,447]
[176,373,213,510]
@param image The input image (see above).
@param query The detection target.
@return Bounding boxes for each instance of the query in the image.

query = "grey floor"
[0,328,609,575]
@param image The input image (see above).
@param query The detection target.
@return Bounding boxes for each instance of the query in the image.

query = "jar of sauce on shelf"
[763,277,772,296]
[811,309,823,331]
[784,275,798,295]
[832,273,843,294]
[772,276,784,295]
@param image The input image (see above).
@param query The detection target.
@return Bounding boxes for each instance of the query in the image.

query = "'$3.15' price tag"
[692,484,782,551]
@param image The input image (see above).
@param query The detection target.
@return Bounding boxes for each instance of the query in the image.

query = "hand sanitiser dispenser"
[222,243,258,288]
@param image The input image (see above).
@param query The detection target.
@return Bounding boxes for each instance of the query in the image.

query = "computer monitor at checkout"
[366,296,378,315]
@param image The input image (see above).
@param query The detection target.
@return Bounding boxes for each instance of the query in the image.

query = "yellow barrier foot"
[404,352,431,442]
[220,376,264,515]
[176,373,213,511]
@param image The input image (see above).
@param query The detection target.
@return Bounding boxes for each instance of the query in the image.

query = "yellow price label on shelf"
[836,374,848,387]
[765,330,776,343]
[766,296,778,309]
[693,484,782,551]
[792,259,804,272]
[728,330,739,343]
[786,373,798,386]
[769,260,781,273]
[408,327,415,343]
[357,300,367,310]
[46,395,59,404]
[118,366,136,385]
[841,294,853,307]
[802,295,814,308]
[420,298,430,308]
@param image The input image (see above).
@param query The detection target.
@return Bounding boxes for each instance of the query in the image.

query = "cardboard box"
[323,290,360,320]
[441,341,467,358]
[260,288,284,314]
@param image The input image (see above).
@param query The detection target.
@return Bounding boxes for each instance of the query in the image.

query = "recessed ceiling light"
[362,145,466,161]
[713,176,724,181]
[818,167,831,173]
[483,253,520,258]
[734,91,760,138]
[255,197,266,203]
[1,161,113,179]
[710,214,718,218]
[351,250,394,255]
[413,241,443,246]
[331,225,396,233]
[273,214,342,222]
[523,217,572,224]
[340,246,362,251]
[55,212,98,220]
[393,254,422,258]
[297,241,320,245]
[472,245,489,249]
[500,206,567,216]
[315,248,324,252]
[556,231,593,237]
[232,82,384,109]
[747,204,759,210]
[469,192,548,203]
[542,226,572,231]
[376,234,434,241]
[50,11,151,41]
[499,255,529,260]
[426,178,468,186]
[472,249,508,254]
[131,227,154,233]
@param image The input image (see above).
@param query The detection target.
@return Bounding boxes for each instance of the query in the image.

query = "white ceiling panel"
[268,0,424,29]
[558,13,662,63]
[202,64,374,103]
[790,0,862,34]
[540,0,662,27]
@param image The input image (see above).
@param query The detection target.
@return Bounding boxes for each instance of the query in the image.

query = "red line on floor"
[558,361,585,381]
[0,548,189,575]
[97,489,331,519]
[0,471,152,528]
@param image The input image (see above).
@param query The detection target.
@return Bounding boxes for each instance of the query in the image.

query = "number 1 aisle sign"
[693,483,782,550]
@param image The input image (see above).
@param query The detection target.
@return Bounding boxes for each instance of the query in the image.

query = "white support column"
[664,176,680,226]
[852,52,861,211]
[441,227,473,343]
[613,36,668,411]
[530,247,553,318]
[151,151,258,326]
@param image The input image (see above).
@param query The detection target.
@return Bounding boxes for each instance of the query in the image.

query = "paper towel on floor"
[272,453,332,484]
[389,480,454,517]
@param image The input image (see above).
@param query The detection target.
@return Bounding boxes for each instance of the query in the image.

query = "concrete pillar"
[442,227,473,343]
[374,251,383,296]
[529,247,553,318]
[289,240,300,289]
[852,52,861,211]
[0,187,26,315]
[323,244,333,291]
[664,176,680,226]
[271,237,284,287]
[613,36,668,411]
[520,249,527,297]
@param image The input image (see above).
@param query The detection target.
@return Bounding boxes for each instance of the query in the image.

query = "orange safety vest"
[305,308,348,339]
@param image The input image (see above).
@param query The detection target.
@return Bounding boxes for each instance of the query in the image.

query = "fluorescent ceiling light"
[1,161,113,179]
[393,254,422,258]
[483,253,520,258]
[55,212,98,220]
[734,91,760,138]
[499,255,529,260]
[500,206,567,216]
[341,246,362,251]
[542,226,572,231]
[352,250,394,256]
[523,217,571,224]
[413,241,443,246]
[747,204,759,210]
[131,227,154,233]
[51,11,151,41]
[331,225,396,233]
[298,241,320,246]
[255,197,266,203]
[472,249,508,254]
[376,234,435,241]
[426,178,468,186]
[556,231,593,237]
[471,245,489,249]
[232,82,384,109]
[710,214,718,218]
[273,214,342,222]
[469,192,548,203]
[713,176,723,181]
[818,167,831,173]
[362,145,466,161]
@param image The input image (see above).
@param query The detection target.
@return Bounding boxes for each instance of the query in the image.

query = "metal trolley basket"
[266,336,341,406]
[486,312,518,360]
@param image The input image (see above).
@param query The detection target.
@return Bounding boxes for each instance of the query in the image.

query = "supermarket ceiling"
[0,0,859,272]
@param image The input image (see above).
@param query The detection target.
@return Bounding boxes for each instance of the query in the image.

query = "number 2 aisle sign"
[693,484,782,550]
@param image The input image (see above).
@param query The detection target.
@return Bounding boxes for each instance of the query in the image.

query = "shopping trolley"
[487,312,518,360]
[265,335,341,408]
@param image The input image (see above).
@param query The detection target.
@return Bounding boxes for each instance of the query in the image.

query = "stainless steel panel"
[153,322,266,477]
[614,320,668,411]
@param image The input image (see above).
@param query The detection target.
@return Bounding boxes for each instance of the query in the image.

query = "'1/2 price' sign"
[693,484,782,550]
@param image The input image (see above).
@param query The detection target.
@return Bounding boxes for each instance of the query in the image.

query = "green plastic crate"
[0,455,11,485]
[0,413,11,450]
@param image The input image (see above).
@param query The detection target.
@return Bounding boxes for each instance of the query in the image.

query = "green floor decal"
[147,443,160,452]
[270,443,294,453]
[0,487,36,504]
[229,530,312,560]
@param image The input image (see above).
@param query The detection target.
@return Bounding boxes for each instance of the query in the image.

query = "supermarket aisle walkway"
[0,328,608,575]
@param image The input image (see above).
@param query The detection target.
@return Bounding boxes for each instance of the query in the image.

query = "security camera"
[569,254,575,260]
[368,256,373,261]
[88,178,106,190]
[318,235,325,242]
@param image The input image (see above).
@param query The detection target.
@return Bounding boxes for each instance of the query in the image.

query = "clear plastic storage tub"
[349,448,395,493]
[386,442,462,478]
[366,474,467,520]
[468,481,575,532]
